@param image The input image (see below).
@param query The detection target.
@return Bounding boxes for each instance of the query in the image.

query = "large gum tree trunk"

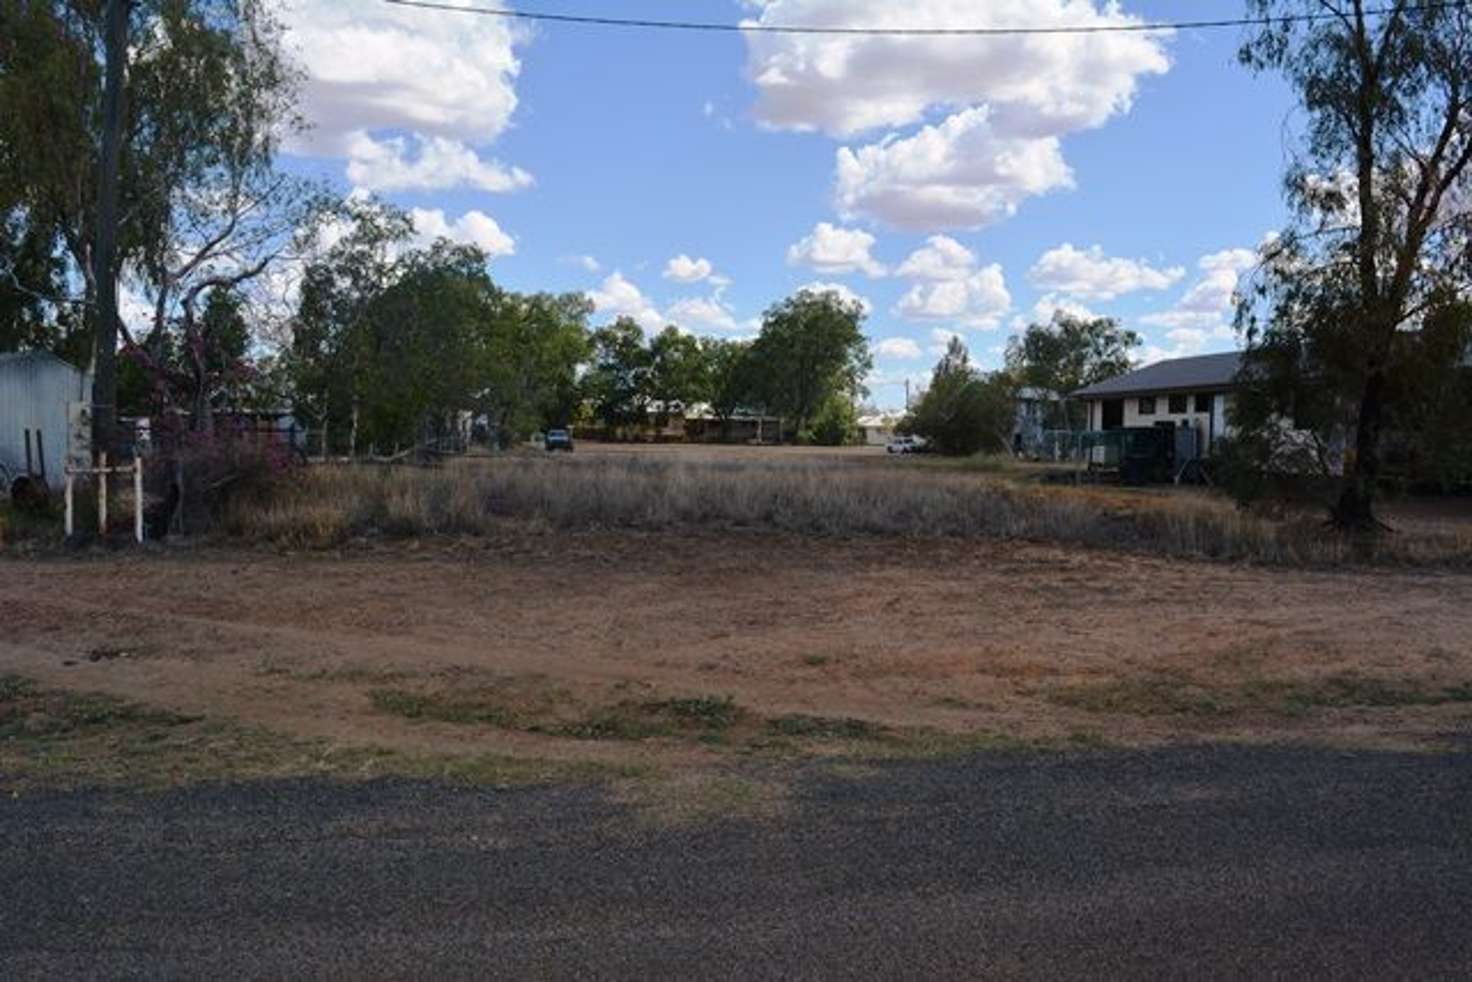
[1334,369,1386,531]
[89,0,129,462]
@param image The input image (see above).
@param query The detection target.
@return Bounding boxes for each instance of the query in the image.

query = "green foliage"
[479,290,592,439]
[1004,312,1140,430]
[583,317,655,430]
[355,242,495,448]
[701,337,757,436]
[806,392,859,446]
[905,337,1017,456]
[649,326,708,410]
[288,197,592,452]
[0,210,84,358]
[289,197,416,451]
[748,288,872,434]
[581,322,721,434]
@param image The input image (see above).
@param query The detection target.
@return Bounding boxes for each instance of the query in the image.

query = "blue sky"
[275,0,1300,409]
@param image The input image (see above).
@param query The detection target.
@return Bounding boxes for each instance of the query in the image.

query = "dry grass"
[225,455,1472,567]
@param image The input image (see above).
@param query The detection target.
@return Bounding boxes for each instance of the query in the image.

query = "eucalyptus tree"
[0,0,308,444]
[747,287,871,438]
[1236,1,1472,529]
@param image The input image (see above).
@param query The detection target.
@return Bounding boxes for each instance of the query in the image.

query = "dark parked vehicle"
[544,428,574,452]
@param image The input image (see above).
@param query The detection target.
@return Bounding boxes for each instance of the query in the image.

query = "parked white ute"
[886,435,927,454]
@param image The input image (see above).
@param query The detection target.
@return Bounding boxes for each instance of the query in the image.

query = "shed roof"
[0,350,84,374]
[1071,351,1243,399]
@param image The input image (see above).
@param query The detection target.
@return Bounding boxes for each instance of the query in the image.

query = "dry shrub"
[224,455,1472,567]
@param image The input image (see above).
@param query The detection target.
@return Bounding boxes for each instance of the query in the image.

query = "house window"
[1168,394,1188,414]
[1195,392,1212,414]
[1138,396,1156,415]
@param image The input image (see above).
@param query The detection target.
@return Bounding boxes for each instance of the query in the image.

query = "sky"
[271,0,1301,410]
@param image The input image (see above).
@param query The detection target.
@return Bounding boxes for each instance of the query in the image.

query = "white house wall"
[1081,390,1236,456]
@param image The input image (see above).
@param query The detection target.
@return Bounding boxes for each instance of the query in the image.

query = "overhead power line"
[381,0,1467,37]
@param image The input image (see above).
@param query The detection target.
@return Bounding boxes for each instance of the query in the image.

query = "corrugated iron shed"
[0,351,92,483]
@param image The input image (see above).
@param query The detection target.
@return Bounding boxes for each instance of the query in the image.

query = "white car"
[886,435,927,454]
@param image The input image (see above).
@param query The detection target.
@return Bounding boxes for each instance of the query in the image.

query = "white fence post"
[98,451,108,536]
[133,456,144,544]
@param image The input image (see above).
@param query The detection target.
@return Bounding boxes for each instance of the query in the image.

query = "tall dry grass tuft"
[224,455,1472,567]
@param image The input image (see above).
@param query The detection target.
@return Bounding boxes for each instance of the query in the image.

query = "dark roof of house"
[1071,351,1243,399]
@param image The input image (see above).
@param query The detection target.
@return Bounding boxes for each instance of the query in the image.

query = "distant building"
[0,351,92,487]
[1071,352,1242,457]
[856,412,904,447]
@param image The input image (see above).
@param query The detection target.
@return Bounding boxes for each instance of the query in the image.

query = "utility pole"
[90,0,130,462]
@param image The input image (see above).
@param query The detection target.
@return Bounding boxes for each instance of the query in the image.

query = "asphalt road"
[4,745,1472,979]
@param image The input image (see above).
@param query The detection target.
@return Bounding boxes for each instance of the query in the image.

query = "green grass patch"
[0,674,198,740]
[551,695,746,742]
[767,714,891,741]
[1047,676,1232,717]
[369,687,520,727]
[1048,672,1472,719]
[0,675,631,792]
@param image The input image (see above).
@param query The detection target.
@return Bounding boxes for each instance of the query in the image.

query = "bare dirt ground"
[3,526,1471,786]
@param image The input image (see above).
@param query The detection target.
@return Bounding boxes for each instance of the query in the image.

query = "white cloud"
[1028,243,1183,301]
[895,235,976,281]
[896,266,1012,330]
[1031,294,1099,323]
[664,254,715,283]
[786,222,886,277]
[1139,247,1257,332]
[588,273,664,330]
[746,1,1168,230]
[561,254,602,273]
[281,1,529,190]
[927,327,965,355]
[344,133,533,193]
[798,280,873,316]
[890,240,1011,329]
[745,0,1169,137]
[668,295,743,333]
[873,336,923,360]
[1140,328,1214,365]
[409,207,516,258]
[1178,247,1257,311]
[836,107,1075,230]
[1136,309,1230,331]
